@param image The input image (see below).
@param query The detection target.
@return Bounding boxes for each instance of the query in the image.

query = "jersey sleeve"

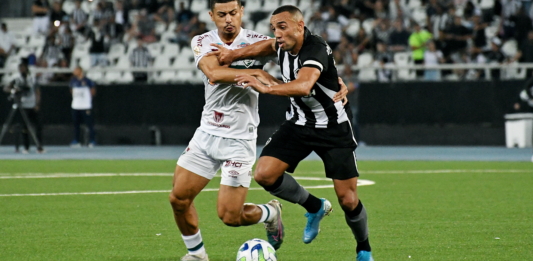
[299,43,329,73]
[191,33,216,69]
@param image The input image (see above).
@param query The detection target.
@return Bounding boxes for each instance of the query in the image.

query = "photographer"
[2,63,44,153]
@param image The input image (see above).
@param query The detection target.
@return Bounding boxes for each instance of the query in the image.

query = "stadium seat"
[1,73,15,86]
[71,44,90,59]
[407,0,422,9]
[160,31,176,43]
[71,56,91,69]
[27,34,46,47]
[190,0,209,13]
[153,70,176,83]
[121,72,134,83]
[281,0,298,6]
[12,34,27,47]
[357,53,376,81]
[501,39,518,57]
[147,42,163,55]
[162,43,180,57]
[485,26,498,39]
[255,19,272,36]
[4,55,20,70]
[263,0,280,12]
[361,19,375,34]
[243,0,262,12]
[86,67,106,84]
[107,43,126,62]
[394,52,416,80]
[479,0,494,9]
[62,0,75,14]
[411,7,427,26]
[503,61,526,79]
[344,19,360,38]
[153,56,171,69]
[298,0,313,11]
[174,52,195,69]
[155,22,167,35]
[198,11,212,25]
[176,70,197,83]
[17,46,35,58]
[104,71,123,83]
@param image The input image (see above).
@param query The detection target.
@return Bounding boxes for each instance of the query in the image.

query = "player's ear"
[208,11,214,22]
[298,20,305,32]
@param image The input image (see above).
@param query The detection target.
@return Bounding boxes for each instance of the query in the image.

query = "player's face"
[209,2,243,37]
[270,12,304,53]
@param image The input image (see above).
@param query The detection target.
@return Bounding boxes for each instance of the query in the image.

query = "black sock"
[301,194,322,213]
[346,200,363,218]
[356,238,371,253]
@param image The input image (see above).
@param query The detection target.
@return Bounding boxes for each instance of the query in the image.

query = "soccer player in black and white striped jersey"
[210,5,373,261]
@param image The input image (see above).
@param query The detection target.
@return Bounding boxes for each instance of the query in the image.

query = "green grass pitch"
[1,160,532,260]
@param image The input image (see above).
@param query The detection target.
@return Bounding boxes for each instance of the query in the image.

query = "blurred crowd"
[1,0,533,83]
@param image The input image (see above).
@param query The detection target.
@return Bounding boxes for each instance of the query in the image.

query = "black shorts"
[260,121,359,180]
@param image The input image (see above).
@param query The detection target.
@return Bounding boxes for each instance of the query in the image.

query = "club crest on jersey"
[193,46,201,56]
[214,111,224,123]
[243,59,254,68]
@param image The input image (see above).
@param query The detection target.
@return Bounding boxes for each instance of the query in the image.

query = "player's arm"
[206,39,276,66]
[198,55,265,84]
[236,67,319,96]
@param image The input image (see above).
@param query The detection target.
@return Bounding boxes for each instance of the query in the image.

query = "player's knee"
[218,212,241,227]
[254,169,276,187]
[337,194,359,211]
[169,192,191,213]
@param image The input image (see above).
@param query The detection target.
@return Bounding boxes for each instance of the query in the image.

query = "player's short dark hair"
[272,5,303,17]
[210,0,242,11]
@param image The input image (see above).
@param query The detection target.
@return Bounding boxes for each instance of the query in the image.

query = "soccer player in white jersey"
[168,1,283,260]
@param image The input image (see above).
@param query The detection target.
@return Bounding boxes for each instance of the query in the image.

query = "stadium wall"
[0,81,525,146]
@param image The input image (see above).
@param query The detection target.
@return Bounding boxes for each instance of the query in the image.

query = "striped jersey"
[277,27,350,128]
[191,28,271,140]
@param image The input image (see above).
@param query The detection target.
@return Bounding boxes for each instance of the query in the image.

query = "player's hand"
[206,43,235,66]
[235,74,270,94]
[333,77,349,105]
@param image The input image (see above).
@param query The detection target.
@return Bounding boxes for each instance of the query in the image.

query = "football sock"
[182,230,206,256]
[261,172,310,205]
[301,194,323,214]
[258,204,276,223]
[343,200,371,253]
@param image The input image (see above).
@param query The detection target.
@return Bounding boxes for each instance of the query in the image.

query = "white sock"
[258,204,276,223]
[182,230,206,256]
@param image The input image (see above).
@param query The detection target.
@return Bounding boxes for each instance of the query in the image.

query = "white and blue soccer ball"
[236,238,277,261]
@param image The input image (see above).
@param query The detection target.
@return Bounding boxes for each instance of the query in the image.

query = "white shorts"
[177,129,256,188]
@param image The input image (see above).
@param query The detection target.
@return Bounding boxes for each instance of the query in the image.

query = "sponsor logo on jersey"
[196,34,208,47]
[247,34,269,40]
[243,59,254,68]
[225,160,243,168]
[214,111,224,123]
[238,42,249,48]
[193,46,201,56]
[228,170,240,178]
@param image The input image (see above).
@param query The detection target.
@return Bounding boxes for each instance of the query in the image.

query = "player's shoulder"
[301,32,331,58]
[191,30,217,47]
[241,28,270,42]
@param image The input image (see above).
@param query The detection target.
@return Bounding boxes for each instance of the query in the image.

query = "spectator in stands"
[154,0,176,28]
[132,9,158,43]
[334,35,352,64]
[323,6,348,49]
[424,40,445,80]
[515,30,533,77]
[50,1,68,28]
[374,41,393,82]
[470,15,487,55]
[373,0,390,20]
[139,0,160,14]
[389,0,411,22]
[370,19,393,51]
[444,16,473,57]
[307,11,327,37]
[500,0,522,40]
[32,0,50,35]
[338,64,362,143]
[355,27,372,53]
[388,19,411,52]
[409,23,433,77]
[130,37,153,82]
[41,35,65,68]
[93,2,114,25]
[174,15,199,49]
[334,0,357,18]
[57,24,74,66]
[0,23,16,70]
[374,41,393,64]
[71,0,88,35]
[175,1,194,24]
[104,16,125,50]
[87,21,108,67]
[510,7,532,43]
[484,37,507,79]
[114,0,129,27]
[190,21,208,38]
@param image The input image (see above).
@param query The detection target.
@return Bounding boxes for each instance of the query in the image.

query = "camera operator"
[2,63,44,153]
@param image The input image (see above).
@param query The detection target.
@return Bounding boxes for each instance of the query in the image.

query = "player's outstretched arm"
[236,67,320,96]
[198,55,265,84]
[207,39,276,66]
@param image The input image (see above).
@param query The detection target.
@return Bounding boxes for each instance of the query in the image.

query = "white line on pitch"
[0,181,375,197]
[303,169,533,175]
[0,173,334,180]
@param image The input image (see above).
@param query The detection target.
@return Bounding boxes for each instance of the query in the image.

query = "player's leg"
[216,138,284,249]
[84,109,96,145]
[318,147,373,261]
[255,123,329,243]
[71,109,81,146]
[169,165,210,261]
[169,130,220,261]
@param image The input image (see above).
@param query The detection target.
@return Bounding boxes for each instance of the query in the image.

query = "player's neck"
[218,28,241,45]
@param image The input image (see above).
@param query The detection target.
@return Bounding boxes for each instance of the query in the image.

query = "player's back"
[191,28,271,140]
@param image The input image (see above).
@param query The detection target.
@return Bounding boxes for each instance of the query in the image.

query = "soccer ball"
[236,238,277,261]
